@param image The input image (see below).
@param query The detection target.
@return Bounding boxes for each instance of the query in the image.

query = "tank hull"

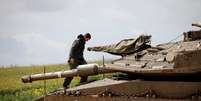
[35,96,197,101]
[34,79,201,101]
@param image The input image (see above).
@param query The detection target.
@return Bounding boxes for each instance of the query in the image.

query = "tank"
[22,23,201,101]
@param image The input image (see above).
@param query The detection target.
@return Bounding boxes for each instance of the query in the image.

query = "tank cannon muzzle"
[22,75,32,83]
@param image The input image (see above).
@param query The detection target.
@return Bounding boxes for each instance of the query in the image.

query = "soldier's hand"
[69,58,75,64]
[87,47,92,51]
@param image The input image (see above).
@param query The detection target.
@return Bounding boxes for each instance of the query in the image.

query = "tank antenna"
[103,55,105,67]
[43,66,47,97]
[167,34,183,49]
[102,55,105,79]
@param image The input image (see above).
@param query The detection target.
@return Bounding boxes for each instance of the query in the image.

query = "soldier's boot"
[80,76,88,84]
[63,77,73,94]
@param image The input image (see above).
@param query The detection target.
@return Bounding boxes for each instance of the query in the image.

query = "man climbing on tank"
[63,33,91,92]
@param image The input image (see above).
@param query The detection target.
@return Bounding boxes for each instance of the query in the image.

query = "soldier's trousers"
[63,59,87,88]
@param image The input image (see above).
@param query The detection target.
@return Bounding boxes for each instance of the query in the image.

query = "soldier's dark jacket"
[69,34,86,61]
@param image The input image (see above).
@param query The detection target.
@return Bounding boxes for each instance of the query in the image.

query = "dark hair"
[84,33,91,39]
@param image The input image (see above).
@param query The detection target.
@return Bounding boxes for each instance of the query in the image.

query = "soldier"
[63,33,91,91]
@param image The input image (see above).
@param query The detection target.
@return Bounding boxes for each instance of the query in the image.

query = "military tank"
[22,23,201,101]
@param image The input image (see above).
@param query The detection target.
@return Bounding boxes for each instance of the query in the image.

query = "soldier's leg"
[80,76,87,83]
[63,77,73,88]
[80,60,88,83]
[63,62,77,88]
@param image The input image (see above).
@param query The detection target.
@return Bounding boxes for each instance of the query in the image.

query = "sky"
[0,0,201,66]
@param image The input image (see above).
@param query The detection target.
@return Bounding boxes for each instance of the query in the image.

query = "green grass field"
[0,62,110,101]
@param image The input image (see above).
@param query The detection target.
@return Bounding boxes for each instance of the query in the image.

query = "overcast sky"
[0,0,201,66]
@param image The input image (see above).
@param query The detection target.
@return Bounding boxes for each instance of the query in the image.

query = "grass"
[0,61,112,101]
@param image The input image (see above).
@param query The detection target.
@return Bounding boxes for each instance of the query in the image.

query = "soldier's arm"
[69,40,80,59]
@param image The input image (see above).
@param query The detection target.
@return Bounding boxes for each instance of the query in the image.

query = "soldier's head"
[84,33,91,42]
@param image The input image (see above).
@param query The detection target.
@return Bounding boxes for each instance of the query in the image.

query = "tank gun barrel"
[192,22,201,28]
[21,64,115,83]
